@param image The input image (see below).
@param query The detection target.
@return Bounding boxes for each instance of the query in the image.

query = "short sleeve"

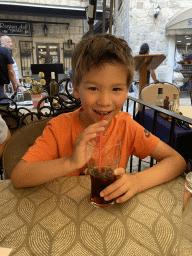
[130,119,160,159]
[0,115,8,144]
[3,47,14,64]
[22,119,60,162]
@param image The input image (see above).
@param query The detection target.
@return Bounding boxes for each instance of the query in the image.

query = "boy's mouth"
[93,110,112,117]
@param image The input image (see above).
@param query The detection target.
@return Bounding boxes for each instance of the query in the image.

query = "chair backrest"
[2,117,53,179]
[140,83,179,106]
[0,106,27,135]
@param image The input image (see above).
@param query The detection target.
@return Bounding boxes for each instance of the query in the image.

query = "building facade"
[114,0,192,85]
[0,0,104,80]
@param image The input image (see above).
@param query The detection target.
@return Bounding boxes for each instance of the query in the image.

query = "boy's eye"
[113,88,122,91]
[88,87,98,91]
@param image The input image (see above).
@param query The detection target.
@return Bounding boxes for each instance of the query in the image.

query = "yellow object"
[25,77,31,83]
[39,72,44,78]
[40,79,46,86]
[31,80,44,94]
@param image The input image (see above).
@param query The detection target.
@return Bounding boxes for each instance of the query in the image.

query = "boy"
[11,34,186,204]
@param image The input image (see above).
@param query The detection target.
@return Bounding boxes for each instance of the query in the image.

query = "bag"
[173,71,184,88]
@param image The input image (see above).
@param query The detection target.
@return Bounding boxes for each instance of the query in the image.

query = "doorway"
[36,43,60,64]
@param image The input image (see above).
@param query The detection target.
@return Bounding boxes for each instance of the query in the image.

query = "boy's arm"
[11,120,108,188]
[11,157,75,188]
[100,141,186,203]
[7,63,21,91]
[135,140,186,193]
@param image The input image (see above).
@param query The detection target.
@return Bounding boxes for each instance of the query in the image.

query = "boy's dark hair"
[72,34,134,87]
[139,43,149,55]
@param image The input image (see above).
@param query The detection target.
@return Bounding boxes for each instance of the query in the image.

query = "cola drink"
[90,166,117,208]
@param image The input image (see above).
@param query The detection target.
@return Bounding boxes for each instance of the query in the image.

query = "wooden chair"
[140,83,179,107]
[2,117,53,179]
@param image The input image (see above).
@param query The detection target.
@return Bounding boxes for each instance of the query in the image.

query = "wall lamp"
[154,5,161,18]
[43,24,48,36]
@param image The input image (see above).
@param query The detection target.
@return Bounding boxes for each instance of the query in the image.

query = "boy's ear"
[73,83,80,99]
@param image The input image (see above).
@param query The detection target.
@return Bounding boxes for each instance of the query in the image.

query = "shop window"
[19,41,34,77]
[176,35,192,91]
[36,43,60,64]
[63,41,75,74]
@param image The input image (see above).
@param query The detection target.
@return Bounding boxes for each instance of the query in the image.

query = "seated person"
[11,34,186,204]
[0,115,11,157]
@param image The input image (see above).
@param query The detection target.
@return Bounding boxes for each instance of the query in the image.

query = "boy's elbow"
[174,151,186,173]
[11,168,21,189]
[11,160,26,189]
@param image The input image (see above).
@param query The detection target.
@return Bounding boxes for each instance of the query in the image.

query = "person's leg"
[132,82,139,98]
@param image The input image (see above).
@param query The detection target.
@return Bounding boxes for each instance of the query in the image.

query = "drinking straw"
[99,115,104,172]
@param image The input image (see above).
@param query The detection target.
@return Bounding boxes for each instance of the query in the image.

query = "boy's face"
[74,62,129,129]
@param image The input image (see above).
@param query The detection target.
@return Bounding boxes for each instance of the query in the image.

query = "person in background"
[69,68,72,79]
[129,43,159,114]
[0,35,20,82]
[139,43,159,84]
[11,34,185,206]
[0,45,21,103]
[0,115,11,157]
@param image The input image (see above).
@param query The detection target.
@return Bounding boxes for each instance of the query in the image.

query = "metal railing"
[125,96,192,173]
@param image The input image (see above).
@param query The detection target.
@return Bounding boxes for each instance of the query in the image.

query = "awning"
[82,20,110,38]
[166,7,192,35]
[0,1,103,20]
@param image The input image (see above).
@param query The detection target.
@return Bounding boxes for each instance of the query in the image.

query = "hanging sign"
[0,21,31,36]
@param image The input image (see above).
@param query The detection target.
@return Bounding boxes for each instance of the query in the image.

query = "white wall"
[114,0,192,83]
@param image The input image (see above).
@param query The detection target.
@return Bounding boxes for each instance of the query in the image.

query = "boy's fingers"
[100,177,125,197]
[116,190,135,203]
[114,168,125,176]
[103,184,128,201]
[80,121,108,138]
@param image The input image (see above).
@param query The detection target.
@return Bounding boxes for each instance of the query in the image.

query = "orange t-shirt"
[22,108,159,176]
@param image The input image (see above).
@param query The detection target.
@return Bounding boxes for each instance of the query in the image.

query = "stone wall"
[0,0,89,78]
[114,0,192,83]
[0,0,110,78]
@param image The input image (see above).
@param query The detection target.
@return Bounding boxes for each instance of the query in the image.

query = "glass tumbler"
[87,135,121,208]
[17,88,24,103]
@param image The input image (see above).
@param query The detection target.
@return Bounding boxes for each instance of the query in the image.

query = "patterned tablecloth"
[0,175,185,256]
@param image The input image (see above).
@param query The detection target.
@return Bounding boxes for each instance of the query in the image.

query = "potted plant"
[26,75,46,108]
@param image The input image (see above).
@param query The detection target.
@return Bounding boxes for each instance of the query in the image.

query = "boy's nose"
[97,92,111,106]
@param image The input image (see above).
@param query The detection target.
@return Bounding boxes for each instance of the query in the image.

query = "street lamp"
[154,5,161,18]
[43,24,48,36]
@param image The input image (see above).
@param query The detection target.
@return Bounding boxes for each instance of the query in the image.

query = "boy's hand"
[69,120,108,170]
[100,170,140,203]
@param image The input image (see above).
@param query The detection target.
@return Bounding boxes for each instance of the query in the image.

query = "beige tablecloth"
[0,175,186,256]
